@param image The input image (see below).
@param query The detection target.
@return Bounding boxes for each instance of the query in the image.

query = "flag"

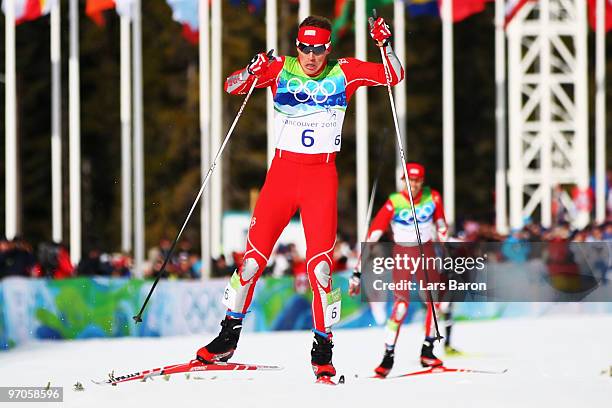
[229,0,263,14]
[182,23,199,45]
[406,0,439,18]
[439,0,487,23]
[86,0,115,26]
[247,0,263,14]
[332,0,351,42]
[1,0,56,24]
[366,0,394,9]
[504,0,533,27]
[332,0,393,43]
[166,0,199,43]
[588,0,612,32]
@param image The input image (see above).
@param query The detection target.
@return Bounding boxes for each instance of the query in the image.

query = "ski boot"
[196,317,242,363]
[444,344,463,356]
[311,332,336,381]
[374,347,395,378]
[420,338,443,368]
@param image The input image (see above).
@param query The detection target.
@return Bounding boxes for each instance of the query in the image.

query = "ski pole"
[133,50,274,323]
[369,10,443,341]
[353,131,389,282]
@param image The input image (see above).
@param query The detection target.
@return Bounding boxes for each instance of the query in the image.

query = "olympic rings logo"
[286,77,337,103]
[397,202,435,224]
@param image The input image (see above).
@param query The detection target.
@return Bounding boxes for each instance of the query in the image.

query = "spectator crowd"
[1,221,611,280]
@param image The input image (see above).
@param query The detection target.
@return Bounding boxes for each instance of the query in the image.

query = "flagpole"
[50,0,63,243]
[200,0,212,279]
[394,0,407,191]
[210,0,223,259]
[355,0,368,243]
[266,0,277,166]
[442,0,455,231]
[595,0,606,223]
[495,0,508,234]
[69,0,82,264]
[133,0,145,277]
[5,0,17,240]
[298,0,310,22]
[120,9,132,253]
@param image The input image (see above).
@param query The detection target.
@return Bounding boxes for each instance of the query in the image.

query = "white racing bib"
[275,109,345,154]
[324,288,342,327]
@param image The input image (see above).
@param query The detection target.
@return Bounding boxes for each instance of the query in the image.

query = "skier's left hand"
[436,219,448,242]
[349,270,361,296]
[369,17,392,47]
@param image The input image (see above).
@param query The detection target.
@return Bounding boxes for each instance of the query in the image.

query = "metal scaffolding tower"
[507,0,589,229]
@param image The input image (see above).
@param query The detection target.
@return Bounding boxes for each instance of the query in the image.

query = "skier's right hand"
[349,270,361,296]
[247,52,270,76]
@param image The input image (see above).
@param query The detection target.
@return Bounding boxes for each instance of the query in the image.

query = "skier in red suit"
[196,15,404,382]
[350,163,450,377]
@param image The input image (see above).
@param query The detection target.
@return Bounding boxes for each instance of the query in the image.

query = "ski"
[393,365,508,378]
[92,359,283,386]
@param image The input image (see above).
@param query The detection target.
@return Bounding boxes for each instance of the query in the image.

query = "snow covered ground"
[1,314,611,408]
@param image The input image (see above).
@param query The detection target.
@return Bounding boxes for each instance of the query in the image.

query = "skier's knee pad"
[312,259,331,289]
[392,300,408,321]
[239,257,260,283]
[438,301,451,314]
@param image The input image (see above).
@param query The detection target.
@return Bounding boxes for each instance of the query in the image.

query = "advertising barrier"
[1,268,611,350]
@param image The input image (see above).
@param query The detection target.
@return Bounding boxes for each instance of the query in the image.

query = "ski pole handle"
[368,9,379,28]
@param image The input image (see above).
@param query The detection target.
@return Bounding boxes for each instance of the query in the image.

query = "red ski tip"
[92,359,283,386]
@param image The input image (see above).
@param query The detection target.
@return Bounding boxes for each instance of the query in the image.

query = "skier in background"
[350,163,454,377]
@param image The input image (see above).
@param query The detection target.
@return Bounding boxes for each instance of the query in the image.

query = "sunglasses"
[296,40,330,56]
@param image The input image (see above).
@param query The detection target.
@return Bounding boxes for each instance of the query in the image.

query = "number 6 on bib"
[222,272,241,310]
[324,288,342,326]
[302,129,315,147]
